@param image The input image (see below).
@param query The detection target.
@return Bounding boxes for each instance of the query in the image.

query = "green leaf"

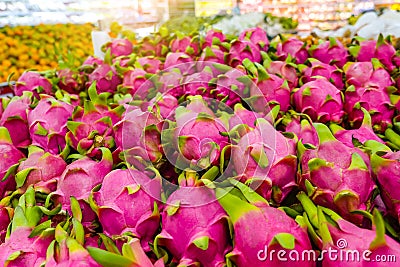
[70,196,82,222]
[271,233,295,250]
[15,167,35,188]
[34,123,48,136]
[193,236,209,251]
[99,233,121,255]
[2,163,20,182]
[87,247,134,267]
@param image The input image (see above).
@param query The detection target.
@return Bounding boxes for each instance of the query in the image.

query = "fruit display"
[0,23,94,82]
[2,25,400,266]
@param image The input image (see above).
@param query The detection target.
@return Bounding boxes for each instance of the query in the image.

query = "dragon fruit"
[275,37,308,64]
[87,63,121,94]
[198,46,226,75]
[247,60,291,112]
[81,56,103,69]
[107,38,133,57]
[297,123,375,224]
[120,68,149,95]
[147,93,178,119]
[343,60,395,130]
[114,106,162,167]
[162,95,229,170]
[28,95,73,154]
[239,27,269,52]
[163,52,194,74]
[66,83,124,156]
[292,78,344,123]
[57,68,83,93]
[0,127,24,198]
[15,146,66,193]
[91,169,161,251]
[330,108,384,147]
[14,71,53,98]
[0,91,33,148]
[217,188,314,267]
[202,29,226,48]
[0,205,11,243]
[53,148,113,223]
[263,55,299,89]
[283,116,319,146]
[170,35,200,56]
[155,186,230,267]
[300,58,344,89]
[181,66,215,98]
[0,187,53,266]
[349,35,396,72]
[136,56,163,74]
[299,194,400,267]
[309,38,349,68]
[231,118,297,203]
[229,103,263,129]
[227,40,262,67]
[370,142,400,223]
[139,33,170,58]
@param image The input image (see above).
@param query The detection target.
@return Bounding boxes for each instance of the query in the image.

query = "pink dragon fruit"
[297,123,375,224]
[228,103,263,129]
[91,169,161,251]
[275,37,308,64]
[343,60,395,130]
[107,38,133,57]
[136,56,163,74]
[330,108,384,147]
[163,52,194,74]
[247,60,291,112]
[0,91,33,148]
[157,69,185,98]
[66,83,124,157]
[181,66,215,98]
[349,35,396,72]
[155,186,231,267]
[300,58,344,89]
[57,68,84,93]
[231,118,297,203]
[309,38,349,68]
[82,56,103,68]
[202,29,226,48]
[239,27,269,52]
[370,142,400,224]
[114,106,162,167]
[139,33,170,57]
[170,35,200,56]
[87,63,121,94]
[217,188,315,267]
[299,195,400,267]
[0,205,11,243]
[162,95,229,170]
[0,187,53,266]
[120,68,149,95]
[198,46,226,74]
[53,148,113,223]
[292,78,344,123]
[227,40,262,67]
[213,67,251,107]
[283,116,319,146]
[28,95,73,154]
[0,127,24,198]
[146,93,178,119]
[15,146,66,193]
[263,55,299,89]
[14,71,53,98]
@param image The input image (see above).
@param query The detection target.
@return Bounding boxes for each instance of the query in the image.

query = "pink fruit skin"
[157,187,231,267]
[163,52,194,74]
[57,68,81,93]
[265,60,298,89]
[0,206,11,243]
[227,40,262,67]
[122,69,149,95]
[136,57,163,74]
[28,96,73,154]
[293,78,344,123]
[229,205,314,267]
[93,169,161,251]
[87,64,121,94]
[355,39,396,72]
[302,59,344,89]
[170,36,200,56]
[109,38,133,57]
[14,72,52,98]
[276,38,309,64]
[0,93,32,148]
[232,119,297,203]
[0,227,52,267]
[202,29,226,48]
[17,149,66,193]
[239,27,269,52]
[0,129,25,198]
[310,39,349,68]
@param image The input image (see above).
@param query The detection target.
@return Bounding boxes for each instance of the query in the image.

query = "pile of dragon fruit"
[2,26,400,266]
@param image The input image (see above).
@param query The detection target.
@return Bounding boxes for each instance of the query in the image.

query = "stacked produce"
[0,23,94,82]
[1,26,400,266]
